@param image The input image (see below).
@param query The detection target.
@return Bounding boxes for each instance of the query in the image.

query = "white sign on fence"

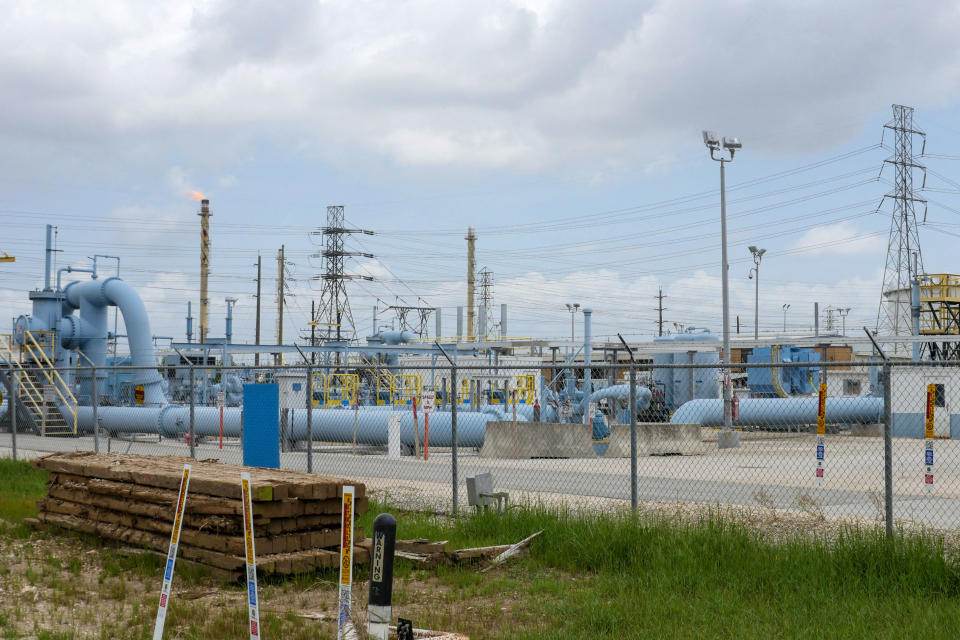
[422,392,435,412]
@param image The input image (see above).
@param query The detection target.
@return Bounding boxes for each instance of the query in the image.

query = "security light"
[722,137,742,149]
[702,130,720,149]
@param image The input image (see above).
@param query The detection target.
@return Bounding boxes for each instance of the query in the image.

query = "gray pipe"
[44,224,53,291]
[671,397,882,427]
[76,405,495,448]
[581,308,592,416]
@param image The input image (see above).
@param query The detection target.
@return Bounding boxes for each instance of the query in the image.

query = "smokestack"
[466,227,476,342]
[44,224,53,291]
[198,199,211,344]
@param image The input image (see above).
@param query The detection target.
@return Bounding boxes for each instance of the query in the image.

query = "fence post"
[883,361,893,537]
[92,365,99,454]
[10,370,17,461]
[306,366,313,474]
[451,364,458,515]
[629,365,638,512]
[189,366,196,459]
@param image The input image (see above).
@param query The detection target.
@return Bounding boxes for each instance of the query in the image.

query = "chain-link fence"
[3,360,960,533]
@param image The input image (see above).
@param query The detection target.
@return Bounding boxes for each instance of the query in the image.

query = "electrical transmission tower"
[477,267,494,338]
[876,104,927,355]
[387,300,436,338]
[310,205,374,347]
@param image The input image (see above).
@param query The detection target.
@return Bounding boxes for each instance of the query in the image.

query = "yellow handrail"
[23,331,78,433]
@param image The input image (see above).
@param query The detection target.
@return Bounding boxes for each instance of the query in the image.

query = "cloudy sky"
[3,0,960,349]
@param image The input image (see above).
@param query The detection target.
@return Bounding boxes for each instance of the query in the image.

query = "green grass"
[0,457,47,524]
[4,462,960,637]
[360,499,960,638]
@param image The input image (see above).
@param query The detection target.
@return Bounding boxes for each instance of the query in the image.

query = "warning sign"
[134,384,145,405]
[422,392,435,412]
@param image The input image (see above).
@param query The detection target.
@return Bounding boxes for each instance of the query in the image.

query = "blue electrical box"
[242,383,280,468]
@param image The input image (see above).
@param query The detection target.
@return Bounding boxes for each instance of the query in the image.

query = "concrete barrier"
[479,422,705,458]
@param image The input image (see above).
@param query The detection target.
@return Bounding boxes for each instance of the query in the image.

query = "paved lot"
[3,431,959,528]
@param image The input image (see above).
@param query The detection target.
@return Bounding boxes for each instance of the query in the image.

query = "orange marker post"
[815,382,826,485]
[925,384,936,491]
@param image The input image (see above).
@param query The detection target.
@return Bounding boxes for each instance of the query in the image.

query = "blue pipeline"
[76,405,495,448]
[670,397,883,427]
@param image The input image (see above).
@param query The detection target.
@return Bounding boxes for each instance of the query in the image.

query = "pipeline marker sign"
[134,384,145,405]
[815,383,827,485]
[422,392,435,412]
[152,464,191,640]
[241,472,262,639]
[815,435,825,484]
[925,384,936,439]
[338,486,356,640]
[816,383,827,436]
[925,384,936,492]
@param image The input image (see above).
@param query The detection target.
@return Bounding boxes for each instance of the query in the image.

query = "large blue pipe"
[670,397,882,427]
[76,406,495,448]
[60,277,165,405]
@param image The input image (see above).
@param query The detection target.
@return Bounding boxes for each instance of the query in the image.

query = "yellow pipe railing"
[22,331,78,433]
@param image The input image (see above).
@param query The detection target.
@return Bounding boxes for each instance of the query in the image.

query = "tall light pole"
[838,307,852,336]
[748,246,766,340]
[782,303,791,333]
[565,303,580,341]
[703,131,742,446]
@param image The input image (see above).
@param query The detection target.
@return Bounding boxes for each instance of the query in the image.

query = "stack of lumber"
[30,452,368,579]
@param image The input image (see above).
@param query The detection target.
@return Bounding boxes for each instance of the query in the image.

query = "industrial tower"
[197,199,211,344]
[465,227,476,341]
[877,104,927,354]
[310,206,373,347]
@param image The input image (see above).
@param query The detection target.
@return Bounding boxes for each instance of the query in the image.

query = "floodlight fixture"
[722,137,742,150]
[702,130,720,149]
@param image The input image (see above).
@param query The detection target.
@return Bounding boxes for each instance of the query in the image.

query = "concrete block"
[479,422,705,459]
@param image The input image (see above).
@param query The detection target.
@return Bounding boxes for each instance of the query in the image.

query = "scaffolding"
[918,274,960,359]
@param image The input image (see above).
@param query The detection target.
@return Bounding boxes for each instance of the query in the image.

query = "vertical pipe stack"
[466,227,476,342]
[198,200,212,344]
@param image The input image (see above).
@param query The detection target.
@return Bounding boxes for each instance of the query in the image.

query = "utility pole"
[654,287,667,337]
[276,245,286,365]
[310,300,316,364]
[254,254,262,367]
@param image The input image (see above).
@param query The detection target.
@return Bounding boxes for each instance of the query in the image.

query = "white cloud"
[790,221,886,256]
[1,0,959,175]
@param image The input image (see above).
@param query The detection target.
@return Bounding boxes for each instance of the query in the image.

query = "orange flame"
[187,190,205,201]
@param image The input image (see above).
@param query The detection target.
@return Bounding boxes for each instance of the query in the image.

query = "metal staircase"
[0,331,78,436]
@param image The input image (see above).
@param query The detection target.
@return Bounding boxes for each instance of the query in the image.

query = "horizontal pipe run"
[76,406,496,448]
[670,397,882,427]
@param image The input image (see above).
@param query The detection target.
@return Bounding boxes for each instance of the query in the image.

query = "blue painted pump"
[670,396,882,427]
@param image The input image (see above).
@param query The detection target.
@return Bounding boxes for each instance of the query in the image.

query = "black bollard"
[367,513,397,640]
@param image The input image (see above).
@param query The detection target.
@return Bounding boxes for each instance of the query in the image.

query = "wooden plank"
[32,452,366,502]
[37,512,370,574]
[39,498,347,556]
